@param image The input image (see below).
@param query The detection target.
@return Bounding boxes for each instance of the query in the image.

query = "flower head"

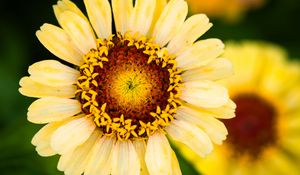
[177,41,300,174]
[19,0,235,174]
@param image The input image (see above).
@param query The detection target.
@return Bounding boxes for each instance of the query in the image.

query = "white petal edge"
[28,60,79,87]
[166,119,213,157]
[36,24,83,66]
[84,136,115,175]
[84,0,112,39]
[51,116,96,154]
[133,140,150,175]
[145,132,172,175]
[128,0,156,36]
[176,39,224,70]
[167,14,212,55]
[111,140,140,175]
[59,11,97,54]
[57,130,102,175]
[19,76,76,98]
[112,0,133,35]
[182,58,233,82]
[28,97,81,124]
[152,0,188,47]
[181,80,229,108]
[176,106,228,145]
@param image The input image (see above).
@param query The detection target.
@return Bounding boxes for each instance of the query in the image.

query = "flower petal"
[85,136,115,175]
[53,0,87,26]
[166,119,213,157]
[59,11,97,54]
[171,151,182,175]
[152,0,188,47]
[176,39,224,70]
[57,130,101,175]
[111,140,140,175]
[28,60,79,87]
[128,0,156,36]
[176,106,228,145]
[192,99,236,119]
[181,80,229,108]
[32,117,77,157]
[148,0,167,36]
[19,76,76,98]
[51,116,96,154]
[28,97,81,124]
[133,140,150,175]
[84,0,112,39]
[36,24,83,66]
[182,58,233,82]
[112,0,133,35]
[167,14,212,55]
[145,132,172,175]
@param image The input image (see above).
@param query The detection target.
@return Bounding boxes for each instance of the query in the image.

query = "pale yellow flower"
[186,0,265,22]
[19,0,235,174]
[177,41,300,175]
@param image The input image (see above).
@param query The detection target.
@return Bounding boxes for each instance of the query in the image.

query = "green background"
[0,0,299,174]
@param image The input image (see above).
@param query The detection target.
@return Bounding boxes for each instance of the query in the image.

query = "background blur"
[0,0,299,174]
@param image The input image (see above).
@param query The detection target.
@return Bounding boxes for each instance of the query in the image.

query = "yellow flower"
[186,0,265,22]
[177,41,300,174]
[19,0,235,174]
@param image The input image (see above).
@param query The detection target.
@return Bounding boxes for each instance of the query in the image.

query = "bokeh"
[0,0,299,174]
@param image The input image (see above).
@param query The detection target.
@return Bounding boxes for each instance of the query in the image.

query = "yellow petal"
[168,14,212,55]
[148,0,167,36]
[181,80,229,108]
[128,0,156,36]
[111,140,140,175]
[85,136,115,175]
[193,99,236,119]
[166,119,213,157]
[28,60,79,87]
[84,0,112,38]
[176,39,224,70]
[145,132,172,175]
[133,140,150,175]
[182,58,233,82]
[28,97,81,124]
[36,24,83,66]
[171,151,182,175]
[53,0,87,26]
[51,116,96,154]
[176,106,228,145]
[112,0,133,35]
[59,11,96,53]
[152,0,188,47]
[58,130,101,175]
[32,117,77,157]
[19,76,76,98]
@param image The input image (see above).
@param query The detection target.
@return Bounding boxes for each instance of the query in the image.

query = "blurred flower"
[19,0,235,174]
[177,41,300,174]
[186,0,266,22]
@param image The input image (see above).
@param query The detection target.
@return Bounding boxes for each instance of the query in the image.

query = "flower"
[177,41,300,174]
[186,0,265,22]
[19,0,235,174]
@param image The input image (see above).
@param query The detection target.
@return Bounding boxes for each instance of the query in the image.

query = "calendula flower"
[186,0,265,22]
[177,41,300,174]
[19,0,235,174]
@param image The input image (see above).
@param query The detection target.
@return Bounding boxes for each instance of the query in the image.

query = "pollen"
[76,32,183,140]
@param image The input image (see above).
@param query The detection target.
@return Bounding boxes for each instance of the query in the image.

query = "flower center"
[76,33,182,140]
[223,94,277,159]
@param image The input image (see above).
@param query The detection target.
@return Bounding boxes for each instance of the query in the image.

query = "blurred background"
[0,0,300,174]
